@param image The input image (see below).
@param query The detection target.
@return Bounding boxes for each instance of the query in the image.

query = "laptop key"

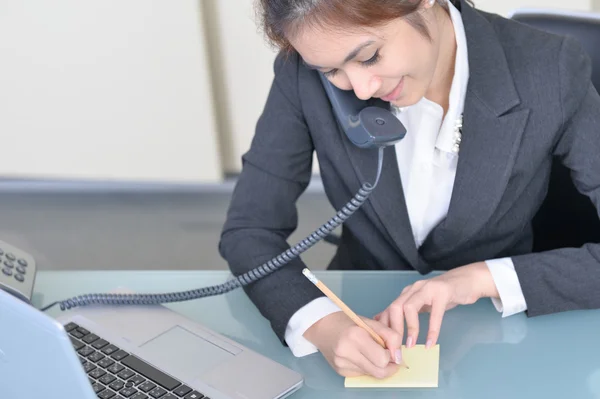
[98,357,116,368]
[102,344,121,356]
[121,355,181,391]
[92,382,106,393]
[138,381,156,393]
[129,375,146,386]
[90,368,107,379]
[99,374,117,385]
[89,351,106,363]
[111,350,130,361]
[109,379,126,391]
[77,327,91,336]
[173,386,192,396]
[183,392,204,399]
[130,393,149,399]
[119,387,138,397]
[107,363,125,374]
[93,339,110,349]
[83,362,97,373]
[69,329,85,339]
[63,322,79,332]
[117,368,136,380]
[70,336,85,350]
[82,333,100,344]
[149,387,167,398]
[161,395,177,399]
[78,346,95,357]
[98,389,118,399]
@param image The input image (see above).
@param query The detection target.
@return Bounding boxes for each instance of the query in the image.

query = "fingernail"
[406,336,413,348]
[426,339,433,349]
[395,349,402,364]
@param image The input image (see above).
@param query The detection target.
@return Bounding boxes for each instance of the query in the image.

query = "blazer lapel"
[420,1,531,264]
[339,108,422,270]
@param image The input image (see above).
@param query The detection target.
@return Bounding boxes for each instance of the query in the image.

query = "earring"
[429,0,435,5]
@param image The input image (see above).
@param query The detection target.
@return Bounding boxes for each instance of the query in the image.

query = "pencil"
[302,268,409,368]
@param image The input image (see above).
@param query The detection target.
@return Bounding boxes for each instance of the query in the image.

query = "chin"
[389,80,423,108]
[391,93,421,108]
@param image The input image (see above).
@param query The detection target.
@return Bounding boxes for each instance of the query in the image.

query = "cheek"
[383,41,432,80]
[329,75,352,91]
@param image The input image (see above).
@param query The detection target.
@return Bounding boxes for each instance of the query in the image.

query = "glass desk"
[34,270,600,399]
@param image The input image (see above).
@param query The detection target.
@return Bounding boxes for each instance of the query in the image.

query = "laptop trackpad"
[140,326,234,380]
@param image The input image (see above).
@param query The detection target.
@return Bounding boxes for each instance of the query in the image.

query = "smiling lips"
[380,77,405,102]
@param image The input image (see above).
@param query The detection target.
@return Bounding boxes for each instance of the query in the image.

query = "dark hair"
[256,0,468,53]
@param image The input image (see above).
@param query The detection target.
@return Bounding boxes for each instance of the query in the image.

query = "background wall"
[0,0,598,182]
[0,0,222,183]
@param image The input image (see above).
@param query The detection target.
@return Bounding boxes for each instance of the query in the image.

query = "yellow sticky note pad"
[344,344,439,388]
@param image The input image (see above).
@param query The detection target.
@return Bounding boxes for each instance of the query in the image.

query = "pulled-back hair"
[256,0,469,53]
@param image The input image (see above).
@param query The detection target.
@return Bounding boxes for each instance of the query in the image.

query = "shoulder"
[481,10,590,77]
[270,49,324,113]
[476,10,592,116]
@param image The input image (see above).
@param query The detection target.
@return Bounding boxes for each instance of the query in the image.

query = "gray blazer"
[219,0,600,344]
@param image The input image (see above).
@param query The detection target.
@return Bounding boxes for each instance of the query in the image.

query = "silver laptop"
[0,288,304,399]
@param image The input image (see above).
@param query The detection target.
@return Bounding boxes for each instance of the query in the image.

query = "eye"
[361,50,381,67]
[323,69,339,78]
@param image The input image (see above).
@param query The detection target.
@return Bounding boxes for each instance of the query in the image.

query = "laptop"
[0,288,304,399]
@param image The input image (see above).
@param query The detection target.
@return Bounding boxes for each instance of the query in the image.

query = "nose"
[347,70,381,100]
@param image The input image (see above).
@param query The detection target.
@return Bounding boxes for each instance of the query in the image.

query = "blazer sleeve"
[218,51,325,343]
[512,36,600,316]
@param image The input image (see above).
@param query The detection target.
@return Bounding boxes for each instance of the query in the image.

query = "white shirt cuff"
[485,257,528,317]
[284,297,341,357]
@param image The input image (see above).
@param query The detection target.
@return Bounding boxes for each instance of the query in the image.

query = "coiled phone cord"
[40,147,385,312]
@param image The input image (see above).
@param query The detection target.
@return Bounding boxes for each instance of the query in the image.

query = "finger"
[333,357,366,376]
[400,284,412,295]
[403,293,427,348]
[388,301,405,342]
[426,298,446,348]
[340,326,397,379]
[378,310,390,328]
[364,318,403,364]
[390,284,421,338]
[353,351,398,379]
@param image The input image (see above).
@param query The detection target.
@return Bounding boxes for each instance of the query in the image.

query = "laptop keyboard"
[64,322,210,399]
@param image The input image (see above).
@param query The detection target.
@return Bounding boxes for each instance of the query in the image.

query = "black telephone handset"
[317,73,406,148]
[39,73,408,312]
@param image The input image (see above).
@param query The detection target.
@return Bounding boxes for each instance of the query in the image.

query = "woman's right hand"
[303,311,404,378]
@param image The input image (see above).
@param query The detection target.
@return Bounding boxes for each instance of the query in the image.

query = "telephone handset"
[32,73,407,312]
[316,73,406,148]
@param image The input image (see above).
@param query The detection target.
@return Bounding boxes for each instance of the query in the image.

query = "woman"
[219,0,600,379]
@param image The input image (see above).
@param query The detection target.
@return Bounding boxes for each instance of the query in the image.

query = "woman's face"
[288,3,447,108]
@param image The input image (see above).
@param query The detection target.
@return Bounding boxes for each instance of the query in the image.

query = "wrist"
[303,311,342,344]
[468,262,500,300]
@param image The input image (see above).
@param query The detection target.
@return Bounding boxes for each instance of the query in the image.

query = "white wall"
[0,0,222,183]
[201,0,279,175]
[1,1,598,182]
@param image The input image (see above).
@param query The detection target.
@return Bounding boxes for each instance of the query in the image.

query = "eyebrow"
[303,40,375,70]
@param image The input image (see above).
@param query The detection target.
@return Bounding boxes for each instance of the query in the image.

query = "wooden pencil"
[302,268,409,368]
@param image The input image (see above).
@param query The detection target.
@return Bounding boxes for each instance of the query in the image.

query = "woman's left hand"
[374,262,500,349]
